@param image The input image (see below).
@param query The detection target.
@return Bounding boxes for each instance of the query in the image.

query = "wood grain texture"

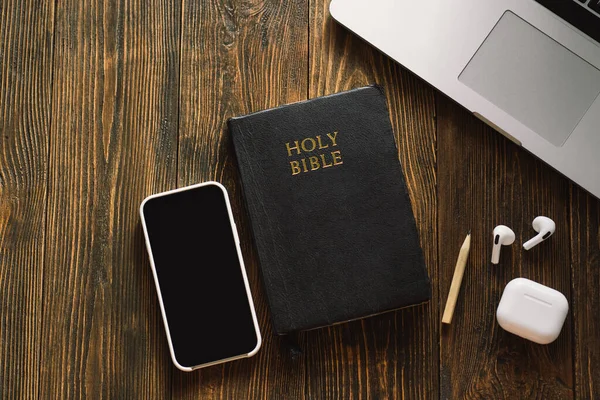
[437,97,573,399]
[571,187,600,400]
[0,1,54,398]
[175,0,308,398]
[1,0,599,398]
[39,0,180,398]
[307,1,439,398]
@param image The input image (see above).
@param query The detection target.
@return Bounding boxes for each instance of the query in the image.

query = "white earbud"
[523,216,555,250]
[492,225,515,264]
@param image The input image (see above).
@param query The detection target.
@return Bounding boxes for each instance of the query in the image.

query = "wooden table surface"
[2,0,599,398]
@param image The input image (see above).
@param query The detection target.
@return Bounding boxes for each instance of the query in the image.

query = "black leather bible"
[228,85,430,334]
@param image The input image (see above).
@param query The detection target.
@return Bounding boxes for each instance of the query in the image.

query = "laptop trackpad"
[459,11,600,147]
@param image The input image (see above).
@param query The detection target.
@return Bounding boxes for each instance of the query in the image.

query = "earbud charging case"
[496,278,568,344]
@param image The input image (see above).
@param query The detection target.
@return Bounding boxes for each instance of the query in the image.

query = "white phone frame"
[139,181,262,372]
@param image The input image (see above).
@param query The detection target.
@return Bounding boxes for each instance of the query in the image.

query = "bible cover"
[228,85,430,334]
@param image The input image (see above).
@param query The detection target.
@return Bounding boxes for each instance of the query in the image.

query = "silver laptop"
[330,0,600,199]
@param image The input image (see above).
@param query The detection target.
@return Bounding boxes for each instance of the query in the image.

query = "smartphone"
[139,181,261,371]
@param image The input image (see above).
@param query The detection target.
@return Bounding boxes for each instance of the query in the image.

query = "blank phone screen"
[142,184,258,368]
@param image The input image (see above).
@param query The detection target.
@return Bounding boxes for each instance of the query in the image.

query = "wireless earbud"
[523,216,555,250]
[492,225,515,264]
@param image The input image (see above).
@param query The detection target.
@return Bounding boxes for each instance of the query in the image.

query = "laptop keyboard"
[534,0,600,44]
[579,0,600,14]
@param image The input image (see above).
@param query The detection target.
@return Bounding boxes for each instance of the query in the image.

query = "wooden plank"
[306,1,439,398]
[437,97,573,398]
[0,1,54,398]
[175,0,308,398]
[39,0,180,397]
[571,187,600,400]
